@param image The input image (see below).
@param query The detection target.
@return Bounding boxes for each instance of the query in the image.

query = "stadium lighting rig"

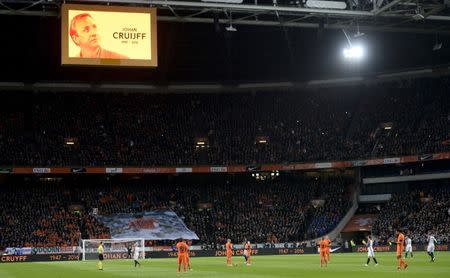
[412,6,425,21]
[343,45,364,59]
[433,33,442,51]
[2,0,450,34]
[225,10,237,32]
[342,29,365,61]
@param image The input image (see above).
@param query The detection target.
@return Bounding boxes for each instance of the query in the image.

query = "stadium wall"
[352,244,449,253]
[0,248,336,263]
[2,245,449,263]
[3,151,450,175]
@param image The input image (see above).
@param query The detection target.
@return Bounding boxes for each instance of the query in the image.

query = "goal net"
[81,238,145,261]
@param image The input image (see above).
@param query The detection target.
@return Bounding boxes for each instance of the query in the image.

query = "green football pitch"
[1,252,449,278]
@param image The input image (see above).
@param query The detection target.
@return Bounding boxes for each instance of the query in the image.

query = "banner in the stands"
[95,210,199,240]
[342,214,377,232]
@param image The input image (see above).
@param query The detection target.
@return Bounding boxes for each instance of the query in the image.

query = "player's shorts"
[178,255,186,264]
[320,252,326,257]
[244,250,249,257]
[226,251,232,258]
[427,245,435,253]
[367,248,374,258]
[396,247,403,256]
[405,246,412,253]
[98,254,104,261]
[133,254,139,260]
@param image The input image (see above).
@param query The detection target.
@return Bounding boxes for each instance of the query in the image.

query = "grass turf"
[1,252,449,278]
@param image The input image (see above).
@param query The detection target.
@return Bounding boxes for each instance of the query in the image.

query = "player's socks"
[405,252,408,258]
[366,258,370,265]
[373,258,378,264]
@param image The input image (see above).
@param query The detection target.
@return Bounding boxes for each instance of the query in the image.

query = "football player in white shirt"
[405,236,413,258]
[427,233,437,262]
[364,235,378,266]
[133,242,141,267]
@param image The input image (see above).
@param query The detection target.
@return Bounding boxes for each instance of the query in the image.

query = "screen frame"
[61,4,157,67]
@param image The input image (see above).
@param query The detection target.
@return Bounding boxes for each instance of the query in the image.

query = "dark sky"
[2,14,450,83]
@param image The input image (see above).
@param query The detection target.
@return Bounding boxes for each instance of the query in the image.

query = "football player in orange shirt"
[226,239,233,266]
[185,240,192,271]
[324,236,331,262]
[396,230,408,270]
[176,239,188,273]
[319,237,328,267]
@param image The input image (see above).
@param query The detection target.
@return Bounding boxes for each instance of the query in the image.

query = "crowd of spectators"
[372,181,450,244]
[0,77,449,167]
[0,175,352,249]
[305,178,351,238]
[1,76,450,251]
[0,184,83,248]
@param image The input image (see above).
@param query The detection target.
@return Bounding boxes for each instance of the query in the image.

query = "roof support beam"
[86,0,373,17]
[1,0,450,33]
[185,8,211,18]
[157,15,450,34]
[373,0,406,15]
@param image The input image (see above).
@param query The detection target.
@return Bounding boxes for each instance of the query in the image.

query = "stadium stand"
[0,77,448,167]
[372,180,450,245]
[0,175,352,249]
[1,76,450,251]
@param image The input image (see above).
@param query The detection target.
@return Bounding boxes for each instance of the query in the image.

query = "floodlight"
[343,45,364,59]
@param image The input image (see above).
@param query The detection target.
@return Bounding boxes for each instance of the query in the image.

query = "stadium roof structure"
[0,63,449,93]
[1,0,450,34]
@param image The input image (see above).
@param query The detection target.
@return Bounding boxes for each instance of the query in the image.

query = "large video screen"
[61,4,157,67]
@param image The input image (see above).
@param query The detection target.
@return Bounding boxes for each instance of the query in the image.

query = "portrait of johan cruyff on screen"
[61,4,158,67]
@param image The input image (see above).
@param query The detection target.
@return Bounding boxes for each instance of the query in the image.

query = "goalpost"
[81,238,145,261]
